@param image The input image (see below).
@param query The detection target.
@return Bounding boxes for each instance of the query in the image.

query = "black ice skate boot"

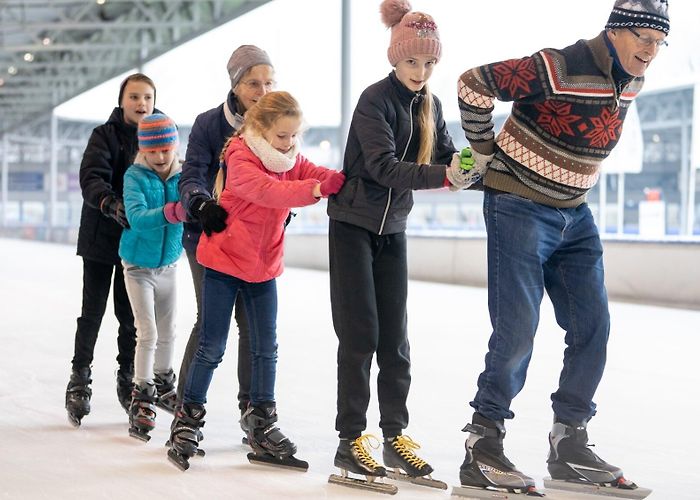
[167,402,206,471]
[128,383,157,442]
[383,435,433,477]
[65,367,92,427]
[329,435,397,494]
[335,435,386,477]
[546,417,637,489]
[383,435,447,489]
[458,413,540,495]
[242,403,308,470]
[154,370,177,415]
[116,366,134,414]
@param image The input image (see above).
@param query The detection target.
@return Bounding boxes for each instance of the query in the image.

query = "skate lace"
[352,434,383,469]
[391,435,428,470]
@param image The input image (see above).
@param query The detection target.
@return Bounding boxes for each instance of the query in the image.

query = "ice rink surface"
[1,238,698,499]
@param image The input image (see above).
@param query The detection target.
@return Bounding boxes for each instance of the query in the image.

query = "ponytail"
[416,85,436,165]
[213,135,237,201]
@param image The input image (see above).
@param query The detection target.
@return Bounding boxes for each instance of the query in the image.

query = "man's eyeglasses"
[627,27,668,49]
[240,80,276,92]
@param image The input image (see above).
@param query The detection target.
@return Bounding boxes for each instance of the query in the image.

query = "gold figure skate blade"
[543,478,652,499]
[386,469,448,490]
[329,473,398,495]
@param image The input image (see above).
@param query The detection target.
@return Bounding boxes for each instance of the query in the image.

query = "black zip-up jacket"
[77,106,161,264]
[327,72,455,235]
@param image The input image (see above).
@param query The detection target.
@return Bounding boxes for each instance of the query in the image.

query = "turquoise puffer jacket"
[119,159,184,268]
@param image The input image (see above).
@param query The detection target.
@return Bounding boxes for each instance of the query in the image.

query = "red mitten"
[319,172,346,197]
[164,202,187,224]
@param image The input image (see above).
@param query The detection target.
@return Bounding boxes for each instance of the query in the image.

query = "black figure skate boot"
[455,413,542,497]
[167,402,206,471]
[65,367,92,427]
[545,418,640,491]
[128,383,157,442]
[116,366,134,414]
[329,435,397,494]
[154,370,177,414]
[242,403,308,471]
[383,435,447,489]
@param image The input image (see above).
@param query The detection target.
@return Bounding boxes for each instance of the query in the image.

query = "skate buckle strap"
[352,434,383,470]
[391,435,428,470]
[462,423,503,439]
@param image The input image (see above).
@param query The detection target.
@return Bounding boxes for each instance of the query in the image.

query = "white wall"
[284,234,700,310]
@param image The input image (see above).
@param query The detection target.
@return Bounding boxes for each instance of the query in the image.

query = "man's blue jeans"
[471,190,610,424]
[184,268,278,406]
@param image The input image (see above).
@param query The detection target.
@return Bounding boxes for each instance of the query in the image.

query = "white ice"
[1,238,698,499]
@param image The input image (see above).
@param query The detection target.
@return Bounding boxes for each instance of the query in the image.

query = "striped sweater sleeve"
[457,54,546,154]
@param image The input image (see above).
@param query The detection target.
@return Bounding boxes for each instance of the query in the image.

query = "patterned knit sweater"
[458,32,644,207]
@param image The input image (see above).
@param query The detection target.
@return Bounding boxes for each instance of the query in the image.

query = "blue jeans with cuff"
[183,268,278,406]
[471,189,610,424]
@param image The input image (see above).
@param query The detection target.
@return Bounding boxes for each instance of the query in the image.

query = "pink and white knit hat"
[380,0,441,66]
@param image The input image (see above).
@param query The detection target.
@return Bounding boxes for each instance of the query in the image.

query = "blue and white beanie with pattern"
[606,0,670,34]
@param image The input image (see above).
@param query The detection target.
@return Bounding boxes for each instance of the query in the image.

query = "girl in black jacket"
[65,73,158,427]
[327,0,473,490]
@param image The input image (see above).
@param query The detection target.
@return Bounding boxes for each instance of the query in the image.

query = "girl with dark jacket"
[65,73,158,426]
[176,45,275,426]
[327,0,472,488]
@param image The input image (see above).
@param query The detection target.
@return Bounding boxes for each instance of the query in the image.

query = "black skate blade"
[128,427,151,442]
[329,473,398,495]
[164,440,205,456]
[452,485,548,498]
[386,469,447,490]
[544,478,652,499]
[247,452,308,472]
[167,448,190,471]
[242,436,249,445]
[67,413,83,428]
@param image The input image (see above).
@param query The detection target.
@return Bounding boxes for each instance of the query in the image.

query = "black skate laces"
[389,435,429,470]
[352,434,383,470]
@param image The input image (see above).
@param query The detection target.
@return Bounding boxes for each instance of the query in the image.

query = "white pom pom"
[380,0,412,28]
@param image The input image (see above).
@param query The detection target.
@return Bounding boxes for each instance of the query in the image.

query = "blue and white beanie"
[606,0,670,35]
[137,113,179,152]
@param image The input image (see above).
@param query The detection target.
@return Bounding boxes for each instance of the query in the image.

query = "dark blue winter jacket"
[179,92,244,253]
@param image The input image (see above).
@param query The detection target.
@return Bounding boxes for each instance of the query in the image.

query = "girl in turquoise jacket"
[119,113,187,442]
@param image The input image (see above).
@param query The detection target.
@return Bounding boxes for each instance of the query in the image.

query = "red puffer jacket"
[197,136,335,283]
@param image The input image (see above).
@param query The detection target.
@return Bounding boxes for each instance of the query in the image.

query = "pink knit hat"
[380,0,441,66]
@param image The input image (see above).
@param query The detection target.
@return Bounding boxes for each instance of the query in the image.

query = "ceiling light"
[0,78,4,87]
[8,66,17,75]
[96,0,106,4]
[23,53,34,62]
[42,37,52,46]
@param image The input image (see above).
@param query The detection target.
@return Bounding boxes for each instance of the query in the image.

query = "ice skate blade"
[544,478,652,499]
[67,413,83,428]
[247,452,308,471]
[164,440,205,456]
[128,428,151,442]
[452,485,548,498]
[329,473,398,495]
[167,448,190,471]
[386,469,447,490]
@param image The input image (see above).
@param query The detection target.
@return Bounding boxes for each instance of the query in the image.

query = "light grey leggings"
[123,262,178,385]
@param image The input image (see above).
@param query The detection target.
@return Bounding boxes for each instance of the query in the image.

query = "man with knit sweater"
[455,0,669,494]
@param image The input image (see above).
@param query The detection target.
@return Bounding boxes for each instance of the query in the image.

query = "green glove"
[460,148,476,171]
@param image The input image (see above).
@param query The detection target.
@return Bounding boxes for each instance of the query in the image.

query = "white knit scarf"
[243,132,299,173]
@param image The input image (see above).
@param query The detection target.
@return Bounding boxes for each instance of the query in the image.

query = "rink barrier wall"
[283,233,700,310]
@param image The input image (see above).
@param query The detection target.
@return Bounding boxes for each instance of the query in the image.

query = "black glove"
[100,195,129,228]
[195,199,228,236]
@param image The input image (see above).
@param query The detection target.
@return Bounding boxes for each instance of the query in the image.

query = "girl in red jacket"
[167,91,345,471]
